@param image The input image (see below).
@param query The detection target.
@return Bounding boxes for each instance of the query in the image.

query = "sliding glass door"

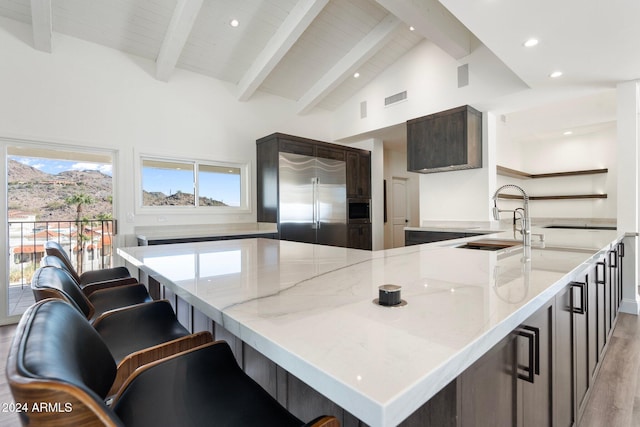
[1,140,115,324]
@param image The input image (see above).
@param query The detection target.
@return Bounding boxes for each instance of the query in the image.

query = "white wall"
[616,81,639,315]
[419,112,497,222]
[496,122,617,220]
[0,16,334,242]
[331,39,527,142]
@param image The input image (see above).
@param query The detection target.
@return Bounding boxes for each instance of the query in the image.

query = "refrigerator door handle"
[311,177,318,229]
[316,177,321,230]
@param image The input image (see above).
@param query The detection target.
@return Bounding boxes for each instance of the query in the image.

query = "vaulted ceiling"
[0,0,477,114]
[1,0,637,142]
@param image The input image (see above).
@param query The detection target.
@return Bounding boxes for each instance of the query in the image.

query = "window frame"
[137,154,250,214]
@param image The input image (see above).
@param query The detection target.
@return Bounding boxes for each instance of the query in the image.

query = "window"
[140,156,247,210]
[198,164,241,207]
[142,159,195,206]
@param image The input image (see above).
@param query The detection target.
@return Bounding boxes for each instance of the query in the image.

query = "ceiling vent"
[385,91,407,107]
[360,101,367,119]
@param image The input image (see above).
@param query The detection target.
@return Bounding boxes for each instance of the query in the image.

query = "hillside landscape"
[8,159,227,221]
[8,160,113,221]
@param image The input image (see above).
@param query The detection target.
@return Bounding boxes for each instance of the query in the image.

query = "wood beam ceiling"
[296,14,401,115]
[30,0,52,53]
[375,0,473,59]
[156,0,203,82]
[237,0,329,102]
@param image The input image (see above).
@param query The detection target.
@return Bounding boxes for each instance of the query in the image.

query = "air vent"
[384,91,407,106]
[458,64,469,88]
[360,101,367,119]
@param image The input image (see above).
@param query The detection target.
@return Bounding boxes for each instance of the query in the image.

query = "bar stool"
[31,266,212,392]
[41,255,138,296]
[7,299,339,427]
[44,240,131,285]
[31,265,151,321]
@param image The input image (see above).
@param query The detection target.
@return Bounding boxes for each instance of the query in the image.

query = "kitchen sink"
[543,225,616,230]
[456,239,522,251]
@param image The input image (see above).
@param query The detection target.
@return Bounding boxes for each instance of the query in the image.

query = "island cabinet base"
[146,242,623,427]
[150,276,458,427]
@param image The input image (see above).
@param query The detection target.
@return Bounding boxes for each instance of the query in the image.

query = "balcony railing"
[8,219,117,288]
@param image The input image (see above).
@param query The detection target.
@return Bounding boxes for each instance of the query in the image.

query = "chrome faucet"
[492,184,531,247]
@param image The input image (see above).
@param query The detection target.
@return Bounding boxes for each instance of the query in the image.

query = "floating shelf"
[497,194,607,201]
[496,165,608,201]
[497,165,608,179]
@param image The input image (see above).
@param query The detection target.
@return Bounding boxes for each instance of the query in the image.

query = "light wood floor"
[578,313,640,427]
[1,314,640,427]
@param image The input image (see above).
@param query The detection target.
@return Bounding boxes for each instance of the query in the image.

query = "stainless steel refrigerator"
[279,152,347,246]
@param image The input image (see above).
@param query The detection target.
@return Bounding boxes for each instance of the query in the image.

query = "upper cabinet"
[406,105,482,173]
[346,151,371,199]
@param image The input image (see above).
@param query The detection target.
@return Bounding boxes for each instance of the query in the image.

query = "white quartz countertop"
[135,222,277,241]
[117,227,623,427]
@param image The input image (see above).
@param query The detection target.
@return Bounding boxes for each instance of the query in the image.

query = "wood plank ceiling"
[0,0,473,113]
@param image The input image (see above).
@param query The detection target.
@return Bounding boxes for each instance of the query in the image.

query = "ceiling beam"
[375,0,473,59]
[296,14,400,115]
[30,0,52,53]
[237,0,329,102]
[156,0,203,82]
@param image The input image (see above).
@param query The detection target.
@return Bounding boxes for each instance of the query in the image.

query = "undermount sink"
[456,239,522,251]
[543,225,616,230]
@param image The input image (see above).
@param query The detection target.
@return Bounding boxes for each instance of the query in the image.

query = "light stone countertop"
[117,227,623,427]
[135,222,277,242]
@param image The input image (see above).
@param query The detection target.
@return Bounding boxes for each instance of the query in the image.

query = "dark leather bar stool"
[7,299,339,427]
[31,265,151,320]
[44,240,131,285]
[31,266,212,393]
[40,255,138,296]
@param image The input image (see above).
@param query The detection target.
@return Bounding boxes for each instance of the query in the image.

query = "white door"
[392,178,409,247]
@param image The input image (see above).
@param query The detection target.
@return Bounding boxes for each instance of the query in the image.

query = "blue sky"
[10,156,240,206]
[10,156,112,176]
[142,167,240,206]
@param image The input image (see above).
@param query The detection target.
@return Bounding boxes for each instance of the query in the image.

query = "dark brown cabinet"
[459,333,518,427]
[459,300,554,427]
[554,277,591,427]
[572,277,590,419]
[553,247,624,427]
[459,245,624,427]
[346,151,371,198]
[347,224,372,250]
[518,301,554,427]
[554,284,574,427]
[406,105,482,173]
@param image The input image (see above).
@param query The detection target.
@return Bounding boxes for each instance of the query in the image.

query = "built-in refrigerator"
[278,152,347,246]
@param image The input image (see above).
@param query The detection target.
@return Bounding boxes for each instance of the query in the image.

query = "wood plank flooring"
[579,313,640,427]
[1,314,639,426]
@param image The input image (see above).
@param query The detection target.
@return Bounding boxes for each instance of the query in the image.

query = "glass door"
[1,140,115,324]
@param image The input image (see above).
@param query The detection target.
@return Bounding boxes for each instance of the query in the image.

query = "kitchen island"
[117,226,624,427]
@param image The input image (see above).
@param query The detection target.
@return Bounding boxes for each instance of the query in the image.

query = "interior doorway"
[2,141,115,324]
[391,177,409,247]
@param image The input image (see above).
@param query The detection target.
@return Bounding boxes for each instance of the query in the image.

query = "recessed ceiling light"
[523,38,539,47]
[409,26,415,31]
[230,19,239,27]
[563,131,573,136]
[353,72,360,78]
[550,70,563,78]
